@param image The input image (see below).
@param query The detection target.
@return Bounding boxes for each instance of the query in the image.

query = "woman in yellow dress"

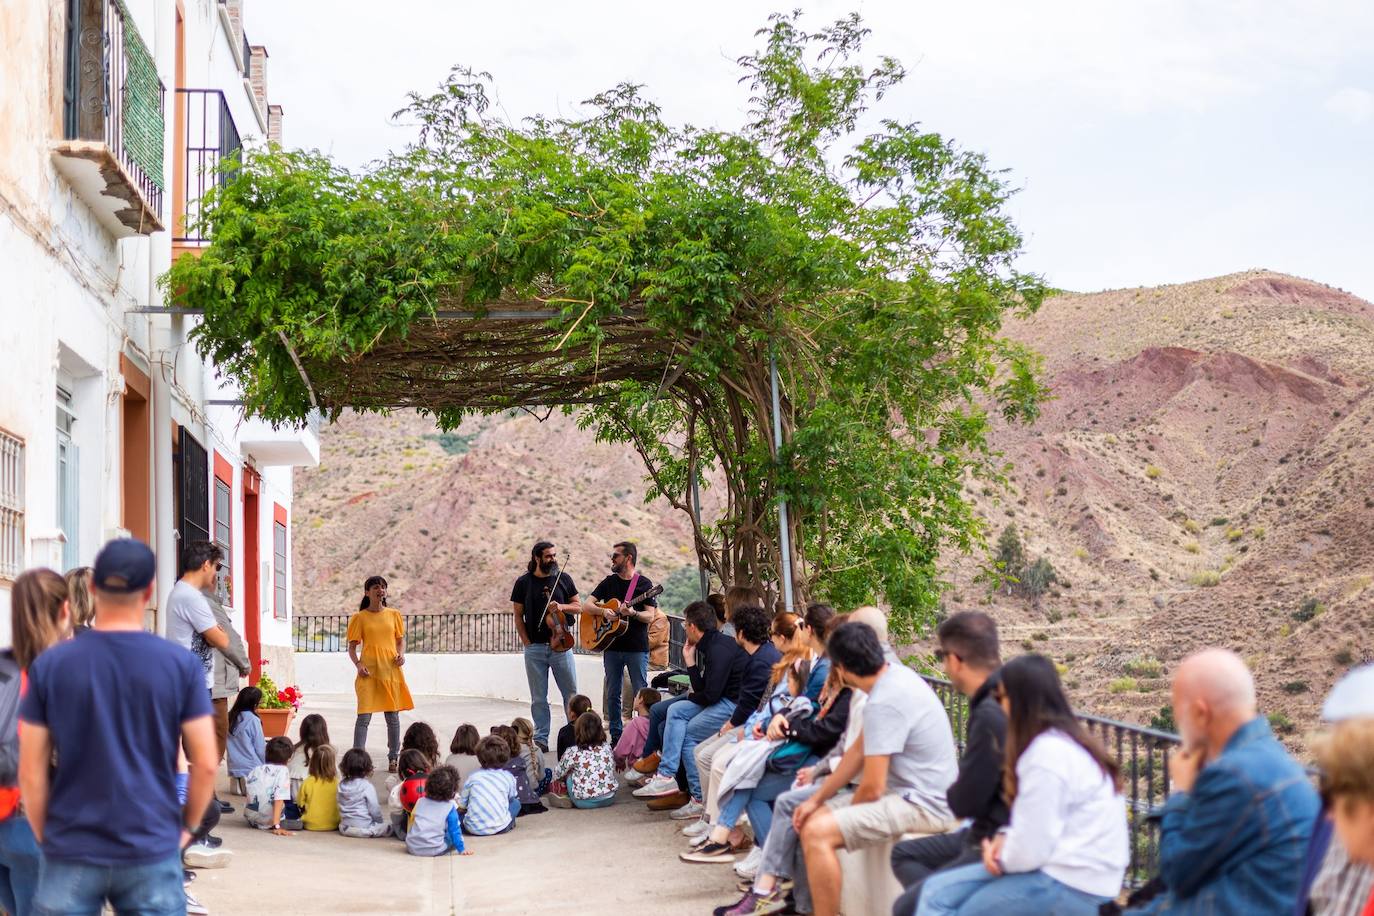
[347,575,414,772]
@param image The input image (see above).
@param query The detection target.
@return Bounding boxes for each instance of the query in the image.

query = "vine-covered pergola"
[167,13,1048,636]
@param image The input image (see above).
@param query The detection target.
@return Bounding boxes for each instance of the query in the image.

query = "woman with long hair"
[917,654,1128,915]
[346,575,413,772]
[63,567,94,633]
[0,569,72,915]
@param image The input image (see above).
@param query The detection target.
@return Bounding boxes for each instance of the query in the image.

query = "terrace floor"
[194,694,738,915]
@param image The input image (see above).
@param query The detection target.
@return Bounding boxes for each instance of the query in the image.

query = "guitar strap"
[624,572,641,609]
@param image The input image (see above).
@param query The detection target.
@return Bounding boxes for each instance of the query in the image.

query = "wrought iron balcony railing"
[174,89,242,246]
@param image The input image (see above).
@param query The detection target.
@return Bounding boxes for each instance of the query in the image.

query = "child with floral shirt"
[554,712,618,809]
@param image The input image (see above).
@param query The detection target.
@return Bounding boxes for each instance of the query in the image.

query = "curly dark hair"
[401,721,440,766]
[476,735,510,769]
[731,604,772,646]
[425,765,460,802]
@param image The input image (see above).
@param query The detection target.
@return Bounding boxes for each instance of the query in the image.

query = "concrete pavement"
[192,694,739,915]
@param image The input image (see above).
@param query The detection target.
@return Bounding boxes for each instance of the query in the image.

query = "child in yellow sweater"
[298,745,341,831]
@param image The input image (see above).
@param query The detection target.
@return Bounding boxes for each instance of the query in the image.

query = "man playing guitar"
[582,541,659,744]
[510,540,581,750]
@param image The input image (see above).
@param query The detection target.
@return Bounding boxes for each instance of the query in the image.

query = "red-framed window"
[272,502,288,620]
[212,452,234,604]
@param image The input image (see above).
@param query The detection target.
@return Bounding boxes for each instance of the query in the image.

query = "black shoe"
[535,741,549,754]
[201,834,223,849]
[218,800,233,814]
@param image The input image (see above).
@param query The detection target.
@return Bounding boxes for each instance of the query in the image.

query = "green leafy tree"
[994,524,1026,590]
[166,13,1047,637]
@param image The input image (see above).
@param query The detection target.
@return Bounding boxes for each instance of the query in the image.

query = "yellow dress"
[298,775,341,831]
[347,608,414,714]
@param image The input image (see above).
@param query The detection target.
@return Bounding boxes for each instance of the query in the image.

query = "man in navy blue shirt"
[19,538,218,914]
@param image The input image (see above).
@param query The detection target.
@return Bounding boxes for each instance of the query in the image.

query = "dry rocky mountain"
[294,269,1374,736]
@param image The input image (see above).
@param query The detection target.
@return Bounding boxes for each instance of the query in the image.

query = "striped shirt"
[458,768,516,835]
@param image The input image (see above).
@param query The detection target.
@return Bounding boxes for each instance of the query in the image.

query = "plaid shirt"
[1310,837,1374,916]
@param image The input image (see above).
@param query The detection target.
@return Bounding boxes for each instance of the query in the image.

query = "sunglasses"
[934,648,958,662]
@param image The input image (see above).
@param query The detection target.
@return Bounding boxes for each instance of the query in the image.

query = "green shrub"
[1268,712,1296,735]
[1150,705,1177,732]
[1281,680,1309,695]
[1108,677,1138,694]
[1292,597,1325,623]
[1183,519,1201,534]
[1190,570,1221,587]
[1145,465,1162,480]
[1125,657,1164,678]
[1227,528,1244,542]
[1335,648,1355,666]
[1210,517,1229,526]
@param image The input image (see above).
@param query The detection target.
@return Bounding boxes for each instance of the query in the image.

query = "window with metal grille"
[0,430,23,580]
[56,388,79,571]
[273,520,287,619]
[213,477,231,604]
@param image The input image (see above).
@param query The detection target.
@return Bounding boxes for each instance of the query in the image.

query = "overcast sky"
[249,0,1374,300]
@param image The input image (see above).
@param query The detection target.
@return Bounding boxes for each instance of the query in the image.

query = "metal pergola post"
[769,348,795,613]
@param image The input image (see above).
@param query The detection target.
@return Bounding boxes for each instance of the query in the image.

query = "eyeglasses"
[213,562,224,572]
[934,648,954,662]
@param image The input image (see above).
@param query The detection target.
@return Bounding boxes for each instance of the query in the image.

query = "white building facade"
[0,0,314,683]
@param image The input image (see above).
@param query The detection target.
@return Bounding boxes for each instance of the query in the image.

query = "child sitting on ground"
[298,744,341,832]
[445,723,481,794]
[458,736,519,836]
[613,688,662,771]
[492,725,545,815]
[386,748,431,839]
[555,711,619,809]
[511,717,549,795]
[405,765,473,858]
[287,713,331,801]
[337,748,392,838]
[225,686,265,795]
[244,737,301,834]
[556,695,593,762]
[400,721,441,768]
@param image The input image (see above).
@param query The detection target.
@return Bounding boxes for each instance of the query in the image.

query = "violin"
[543,586,576,654]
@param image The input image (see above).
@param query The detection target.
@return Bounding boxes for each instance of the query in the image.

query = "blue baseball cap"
[92,538,156,593]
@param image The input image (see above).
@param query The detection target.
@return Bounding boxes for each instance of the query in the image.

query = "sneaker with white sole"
[184,888,209,915]
[734,845,763,879]
[670,799,704,820]
[679,841,738,864]
[632,775,680,798]
[688,831,712,848]
[183,844,233,869]
[682,817,711,837]
[624,769,648,786]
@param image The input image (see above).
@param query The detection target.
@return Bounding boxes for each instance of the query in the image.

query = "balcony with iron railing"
[54,0,166,237]
[173,88,243,249]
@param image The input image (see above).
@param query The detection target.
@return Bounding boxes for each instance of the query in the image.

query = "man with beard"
[510,541,581,750]
[583,541,658,745]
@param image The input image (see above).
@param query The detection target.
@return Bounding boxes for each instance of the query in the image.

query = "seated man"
[794,621,958,916]
[1129,649,1319,914]
[634,600,743,803]
[891,611,1008,916]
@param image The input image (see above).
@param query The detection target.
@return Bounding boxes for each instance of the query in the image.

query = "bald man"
[1127,649,1318,914]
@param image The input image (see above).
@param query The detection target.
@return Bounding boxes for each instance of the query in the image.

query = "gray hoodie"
[337,778,383,828]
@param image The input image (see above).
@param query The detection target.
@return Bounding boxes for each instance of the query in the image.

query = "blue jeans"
[523,642,579,744]
[659,697,735,799]
[916,863,1112,916]
[602,650,648,740]
[33,854,184,916]
[641,695,688,758]
[0,815,40,916]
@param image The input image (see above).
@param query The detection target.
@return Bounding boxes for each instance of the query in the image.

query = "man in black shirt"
[582,540,658,744]
[510,540,581,749]
[890,610,1008,915]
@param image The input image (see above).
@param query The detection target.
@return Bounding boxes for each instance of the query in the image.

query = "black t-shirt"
[590,573,657,654]
[510,571,579,645]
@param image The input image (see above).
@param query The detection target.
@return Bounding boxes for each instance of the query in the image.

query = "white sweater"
[999,729,1129,898]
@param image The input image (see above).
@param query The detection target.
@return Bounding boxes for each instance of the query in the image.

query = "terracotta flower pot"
[258,707,296,738]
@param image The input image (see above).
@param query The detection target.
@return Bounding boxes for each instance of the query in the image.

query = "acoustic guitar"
[579,584,665,652]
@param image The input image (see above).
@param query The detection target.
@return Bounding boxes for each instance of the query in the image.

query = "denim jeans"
[601,650,648,740]
[0,815,40,916]
[523,642,579,745]
[916,863,1112,916]
[353,711,400,761]
[892,830,976,916]
[33,853,184,916]
[641,695,688,758]
[658,697,735,799]
[755,783,820,901]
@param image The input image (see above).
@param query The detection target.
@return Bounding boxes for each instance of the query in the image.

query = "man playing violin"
[582,541,658,744]
[511,540,581,750]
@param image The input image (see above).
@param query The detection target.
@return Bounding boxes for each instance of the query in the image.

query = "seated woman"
[554,712,619,809]
[917,654,1128,916]
[683,655,852,863]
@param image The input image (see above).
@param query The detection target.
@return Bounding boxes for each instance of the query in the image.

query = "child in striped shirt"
[458,736,519,835]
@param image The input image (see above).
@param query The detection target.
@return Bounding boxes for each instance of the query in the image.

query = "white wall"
[295,653,611,712]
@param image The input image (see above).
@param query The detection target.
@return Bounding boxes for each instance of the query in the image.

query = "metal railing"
[64,0,166,217]
[919,673,1179,889]
[294,612,603,656]
[175,88,241,245]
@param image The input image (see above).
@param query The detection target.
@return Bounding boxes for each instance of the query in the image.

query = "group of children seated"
[223,683,652,857]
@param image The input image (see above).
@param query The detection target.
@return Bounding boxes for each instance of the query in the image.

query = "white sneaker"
[734,845,763,879]
[632,775,680,798]
[184,888,209,915]
[670,799,704,820]
[682,817,711,837]
[624,769,648,786]
[183,844,233,869]
[688,831,711,848]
